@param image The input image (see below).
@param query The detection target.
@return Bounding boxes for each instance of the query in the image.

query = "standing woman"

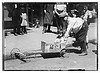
[54,2,68,35]
[42,3,54,33]
[12,4,22,36]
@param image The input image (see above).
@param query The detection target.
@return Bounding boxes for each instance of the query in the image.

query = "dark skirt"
[44,11,53,25]
[43,4,54,25]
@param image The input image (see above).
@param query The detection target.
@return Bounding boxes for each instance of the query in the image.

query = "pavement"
[3,26,58,60]
[3,23,98,71]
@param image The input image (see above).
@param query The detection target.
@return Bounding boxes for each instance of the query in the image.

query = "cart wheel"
[60,48,70,58]
[10,48,26,59]
[10,48,20,58]
[10,48,27,62]
[60,49,66,57]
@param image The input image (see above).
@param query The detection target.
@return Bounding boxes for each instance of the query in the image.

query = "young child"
[20,12,28,34]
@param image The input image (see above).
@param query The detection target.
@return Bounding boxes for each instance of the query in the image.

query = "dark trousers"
[12,17,21,34]
[43,23,51,31]
[72,41,87,52]
[21,26,27,33]
[54,13,68,34]
[13,23,21,34]
[72,22,88,52]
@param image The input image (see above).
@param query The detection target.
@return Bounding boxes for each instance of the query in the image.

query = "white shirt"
[21,13,27,26]
[54,4,67,17]
[83,10,92,21]
[54,4,66,11]
[21,13,27,19]
[64,17,84,37]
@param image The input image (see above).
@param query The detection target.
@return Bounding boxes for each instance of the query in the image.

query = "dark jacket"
[43,4,54,25]
[12,8,21,26]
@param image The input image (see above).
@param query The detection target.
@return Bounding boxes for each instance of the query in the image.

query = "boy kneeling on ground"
[54,17,88,56]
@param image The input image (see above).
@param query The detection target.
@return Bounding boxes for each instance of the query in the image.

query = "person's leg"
[20,26,23,35]
[12,19,18,36]
[59,18,63,33]
[17,26,21,35]
[72,40,88,56]
[36,22,39,28]
[56,17,65,38]
[72,41,80,47]
[58,17,66,37]
[20,26,22,34]
[24,26,27,34]
[46,24,52,32]
[79,41,88,54]
[48,25,51,31]
[13,27,17,36]
[86,19,91,48]
[86,34,89,48]
[13,25,16,33]
[75,22,88,55]
[55,14,61,34]
[60,18,67,36]
[16,21,21,35]
[42,24,47,33]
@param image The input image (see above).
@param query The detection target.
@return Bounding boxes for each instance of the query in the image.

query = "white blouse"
[21,13,28,26]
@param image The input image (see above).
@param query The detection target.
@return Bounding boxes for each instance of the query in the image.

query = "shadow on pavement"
[41,52,60,59]
[65,49,82,54]
[46,30,58,34]
[40,49,82,59]
[68,69,85,71]
[88,39,97,45]
[92,50,98,55]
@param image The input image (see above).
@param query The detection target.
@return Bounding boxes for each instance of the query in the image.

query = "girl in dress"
[20,12,28,34]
